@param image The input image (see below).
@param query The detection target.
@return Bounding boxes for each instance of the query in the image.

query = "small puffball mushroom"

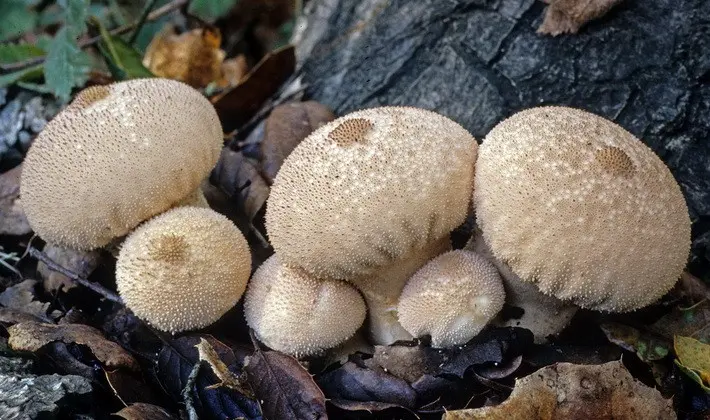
[21,78,223,250]
[398,250,505,348]
[266,106,477,344]
[243,255,366,357]
[116,207,251,333]
[474,106,691,312]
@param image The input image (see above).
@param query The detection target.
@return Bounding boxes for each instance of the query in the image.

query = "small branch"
[183,361,202,420]
[28,247,122,304]
[129,0,159,45]
[0,0,188,72]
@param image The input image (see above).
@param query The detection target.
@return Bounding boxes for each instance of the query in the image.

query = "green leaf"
[43,27,90,101]
[675,335,710,391]
[0,64,43,89]
[188,0,239,22]
[59,0,89,38]
[0,0,37,42]
[93,18,153,80]
[0,43,44,65]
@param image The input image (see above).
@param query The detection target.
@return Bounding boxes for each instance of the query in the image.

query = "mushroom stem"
[349,237,451,345]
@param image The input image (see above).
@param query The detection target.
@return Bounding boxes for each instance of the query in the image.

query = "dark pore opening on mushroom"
[71,85,111,109]
[327,118,373,146]
[595,146,635,177]
[148,233,188,263]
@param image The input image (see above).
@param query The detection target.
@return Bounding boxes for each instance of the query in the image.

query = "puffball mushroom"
[266,106,477,344]
[474,106,691,313]
[243,255,366,357]
[116,207,251,333]
[398,250,505,347]
[21,78,223,250]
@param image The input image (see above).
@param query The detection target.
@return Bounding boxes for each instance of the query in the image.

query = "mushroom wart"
[265,106,478,344]
[21,78,223,250]
[474,106,691,312]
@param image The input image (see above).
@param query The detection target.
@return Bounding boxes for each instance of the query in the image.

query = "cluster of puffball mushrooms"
[19,78,691,357]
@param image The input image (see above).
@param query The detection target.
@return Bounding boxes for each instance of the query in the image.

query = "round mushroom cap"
[116,206,251,333]
[21,78,223,250]
[474,106,691,312]
[398,250,505,347]
[266,106,477,279]
[244,255,366,357]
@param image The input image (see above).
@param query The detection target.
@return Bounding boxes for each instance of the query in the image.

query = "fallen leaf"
[0,165,31,235]
[260,101,335,183]
[443,361,675,419]
[537,0,624,36]
[211,147,270,222]
[155,335,261,420]
[0,279,56,323]
[212,45,296,132]
[8,321,139,371]
[196,337,254,398]
[675,335,710,391]
[441,328,533,378]
[37,244,100,293]
[105,368,162,407]
[650,301,710,343]
[371,344,444,383]
[328,398,415,416]
[114,403,176,420]
[600,322,671,363]
[221,55,248,87]
[244,346,327,420]
[143,25,225,88]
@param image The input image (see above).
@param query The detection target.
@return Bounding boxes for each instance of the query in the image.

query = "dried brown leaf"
[114,403,176,420]
[0,165,31,235]
[196,337,254,398]
[443,360,675,420]
[261,101,335,183]
[143,25,225,88]
[0,279,55,323]
[537,0,623,36]
[8,321,139,371]
[221,55,249,87]
[37,244,100,293]
[371,344,444,383]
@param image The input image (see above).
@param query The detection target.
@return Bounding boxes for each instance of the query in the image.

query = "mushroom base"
[349,236,452,345]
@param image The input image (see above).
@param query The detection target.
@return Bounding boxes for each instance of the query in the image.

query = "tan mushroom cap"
[266,106,477,280]
[116,207,251,333]
[398,250,505,347]
[244,255,366,357]
[21,78,223,250]
[474,106,691,312]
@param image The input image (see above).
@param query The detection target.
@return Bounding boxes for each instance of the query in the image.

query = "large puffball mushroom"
[474,106,691,313]
[398,250,505,348]
[266,106,477,344]
[116,207,251,333]
[21,79,223,250]
[243,255,366,357]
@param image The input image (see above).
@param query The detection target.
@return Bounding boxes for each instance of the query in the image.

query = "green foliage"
[44,27,90,101]
[0,64,43,89]
[0,43,44,65]
[60,0,89,37]
[188,0,239,22]
[93,18,153,80]
[0,0,37,42]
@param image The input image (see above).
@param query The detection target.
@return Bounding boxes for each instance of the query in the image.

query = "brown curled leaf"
[537,0,623,36]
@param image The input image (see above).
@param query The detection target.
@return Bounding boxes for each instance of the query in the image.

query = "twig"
[0,0,188,72]
[129,0,159,45]
[28,247,122,304]
[183,361,202,420]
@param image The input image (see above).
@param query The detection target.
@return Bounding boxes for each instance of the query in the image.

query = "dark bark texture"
[293,0,710,273]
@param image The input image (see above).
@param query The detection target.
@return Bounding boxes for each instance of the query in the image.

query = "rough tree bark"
[292,0,710,272]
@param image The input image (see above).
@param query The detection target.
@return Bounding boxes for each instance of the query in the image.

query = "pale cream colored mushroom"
[266,106,477,344]
[474,106,691,313]
[21,79,222,250]
[243,255,366,357]
[116,207,251,333]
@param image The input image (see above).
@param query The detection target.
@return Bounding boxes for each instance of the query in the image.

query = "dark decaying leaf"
[211,147,270,222]
[8,321,139,371]
[371,344,445,383]
[37,244,100,293]
[328,399,416,417]
[244,345,328,420]
[600,322,671,363]
[105,368,163,407]
[0,279,57,323]
[211,45,296,132]
[260,101,335,183]
[476,355,524,380]
[525,342,622,368]
[0,165,31,235]
[537,0,624,36]
[155,335,261,420]
[114,402,177,420]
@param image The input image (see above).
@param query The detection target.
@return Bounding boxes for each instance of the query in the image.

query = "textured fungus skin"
[474,106,691,312]
[21,79,223,250]
[116,207,251,333]
[266,106,477,280]
[243,255,366,357]
[398,250,505,347]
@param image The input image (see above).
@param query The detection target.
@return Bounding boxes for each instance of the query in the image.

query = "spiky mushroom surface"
[243,255,366,357]
[398,250,505,347]
[474,106,691,312]
[116,207,251,333]
[21,78,223,250]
